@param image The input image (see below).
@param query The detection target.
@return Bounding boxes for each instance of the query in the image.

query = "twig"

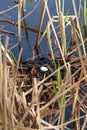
[0,18,44,34]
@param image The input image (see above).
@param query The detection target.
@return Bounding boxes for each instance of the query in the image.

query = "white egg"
[40,66,48,72]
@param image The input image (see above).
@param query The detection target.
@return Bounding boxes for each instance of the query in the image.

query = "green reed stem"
[22,0,30,48]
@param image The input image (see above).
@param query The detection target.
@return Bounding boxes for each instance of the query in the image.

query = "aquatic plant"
[46,12,66,126]
[22,0,30,48]
[51,63,66,125]
[46,23,54,61]
[84,0,87,27]
[7,49,17,64]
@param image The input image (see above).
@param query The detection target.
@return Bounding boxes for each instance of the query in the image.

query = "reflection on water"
[0,0,85,61]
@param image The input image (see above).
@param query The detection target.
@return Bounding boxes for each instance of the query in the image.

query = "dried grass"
[0,0,87,130]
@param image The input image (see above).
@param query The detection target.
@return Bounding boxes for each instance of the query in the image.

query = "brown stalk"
[18,0,22,53]
[0,42,2,105]
[0,41,4,129]
[72,84,80,130]
[81,114,87,130]
[34,78,42,130]
[71,18,87,82]
[40,71,87,112]
[67,93,87,124]
[11,124,37,130]
[0,18,44,34]
[2,36,9,130]
[35,0,48,50]
[59,12,66,55]
[0,29,18,36]
[11,48,23,109]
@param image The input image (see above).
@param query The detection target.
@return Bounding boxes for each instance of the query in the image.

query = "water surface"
[0,0,85,61]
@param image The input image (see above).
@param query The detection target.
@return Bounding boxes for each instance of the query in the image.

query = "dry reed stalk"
[0,18,44,35]
[2,36,9,130]
[35,0,48,49]
[0,41,2,105]
[71,19,87,84]
[76,109,80,129]
[71,19,83,60]
[59,12,66,55]
[72,83,80,130]
[41,119,55,129]
[55,115,86,129]
[46,23,55,60]
[32,78,37,116]
[0,4,18,15]
[67,38,87,57]
[72,0,86,55]
[9,49,23,130]
[0,46,4,129]
[56,85,66,129]
[81,114,87,130]
[35,30,46,48]
[11,124,37,130]
[0,29,18,36]
[11,49,23,105]
[25,88,32,96]
[40,71,87,112]
[30,84,43,108]
[0,1,87,129]
[18,0,22,53]
[67,94,87,127]
[19,79,43,129]
[44,0,67,67]
[0,41,13,65]
[62,0,64,14]
[72,84,79,114]
[33,78,42,130]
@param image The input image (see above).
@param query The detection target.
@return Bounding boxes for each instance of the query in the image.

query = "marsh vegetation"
[0,0,87,130]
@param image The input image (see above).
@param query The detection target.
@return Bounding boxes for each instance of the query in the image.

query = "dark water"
[0,0,85,61]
